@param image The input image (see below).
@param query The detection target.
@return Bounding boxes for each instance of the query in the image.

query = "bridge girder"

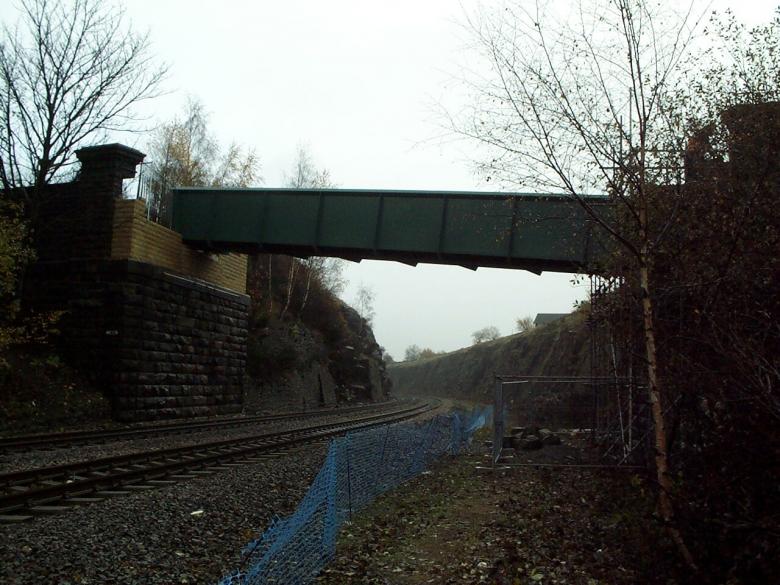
[171,188,612,274]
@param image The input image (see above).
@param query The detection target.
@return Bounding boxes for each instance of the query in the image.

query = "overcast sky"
[2,0,776,359]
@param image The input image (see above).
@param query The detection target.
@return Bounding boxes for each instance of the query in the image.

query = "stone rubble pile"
[509,426,562,450]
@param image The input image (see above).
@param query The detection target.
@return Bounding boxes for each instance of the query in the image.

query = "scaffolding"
[588,275,649,464]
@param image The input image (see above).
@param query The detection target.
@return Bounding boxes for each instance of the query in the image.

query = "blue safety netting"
[217,406,491,585]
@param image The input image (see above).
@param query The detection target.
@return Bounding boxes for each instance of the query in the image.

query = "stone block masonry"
[114,262,248,420]
[28,259,249,421]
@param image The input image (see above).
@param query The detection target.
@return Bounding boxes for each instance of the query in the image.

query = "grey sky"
[2,0,776,359]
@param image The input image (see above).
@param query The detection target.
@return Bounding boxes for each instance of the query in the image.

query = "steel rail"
[0,401,434,515]
[0,400,398,452]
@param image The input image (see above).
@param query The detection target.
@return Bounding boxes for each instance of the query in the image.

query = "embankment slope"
[388,310,591,426]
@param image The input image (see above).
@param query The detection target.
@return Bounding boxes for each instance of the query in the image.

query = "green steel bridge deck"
[171,188,612,274]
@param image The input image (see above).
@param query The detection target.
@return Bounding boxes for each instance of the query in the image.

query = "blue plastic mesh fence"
[218,406,491,585]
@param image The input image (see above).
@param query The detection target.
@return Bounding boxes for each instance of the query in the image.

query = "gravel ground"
[0,405,411,474]
[0,443,329,584]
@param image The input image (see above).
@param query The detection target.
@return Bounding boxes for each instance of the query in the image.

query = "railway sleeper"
[0,514,34,523]
[65,496,105,505]
[29,505,73,515]
[147,480,176,486]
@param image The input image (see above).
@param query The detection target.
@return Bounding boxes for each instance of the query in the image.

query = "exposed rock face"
[245,363,326,413]
[244,301,391,412]
[368,360,384,402]
[318,365,338,405]
[328,302,391,403]
[388,311,590,428]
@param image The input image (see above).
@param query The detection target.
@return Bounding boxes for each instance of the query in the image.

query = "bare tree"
[285,144,333,191]
[515,316,535,333]
[404,344,422,362]
[679,9,780,133]
[0,0,167,205]
[455,0,707,568]
[472,325,500,344]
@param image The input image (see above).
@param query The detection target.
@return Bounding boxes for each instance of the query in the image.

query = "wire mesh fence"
[218,407,491,585]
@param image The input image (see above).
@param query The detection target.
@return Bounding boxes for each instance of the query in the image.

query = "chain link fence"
[218,407,491,585]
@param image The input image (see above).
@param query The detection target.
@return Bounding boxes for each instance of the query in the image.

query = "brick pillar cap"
[76,143,146,181]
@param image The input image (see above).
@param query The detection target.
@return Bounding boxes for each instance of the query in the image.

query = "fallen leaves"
[317,446,680,585]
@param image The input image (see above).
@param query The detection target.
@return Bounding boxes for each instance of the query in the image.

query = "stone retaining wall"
[27,260,248,421]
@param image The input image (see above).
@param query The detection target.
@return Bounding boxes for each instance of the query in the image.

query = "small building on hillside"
[534,313,568,328]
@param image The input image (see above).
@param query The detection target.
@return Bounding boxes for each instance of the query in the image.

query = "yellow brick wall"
[111,199,247,294]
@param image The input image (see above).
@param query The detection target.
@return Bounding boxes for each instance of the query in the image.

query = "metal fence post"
[493,378,505,464]
[413,417,436,475]
[322,443,339,561]
[345,434,353,520]
[372,424,392,498]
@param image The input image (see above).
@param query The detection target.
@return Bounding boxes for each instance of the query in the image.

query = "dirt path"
[319,441,682,584]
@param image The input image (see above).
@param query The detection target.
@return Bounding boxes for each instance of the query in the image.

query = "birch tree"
[279,145,344,317]
[353,284,376,329]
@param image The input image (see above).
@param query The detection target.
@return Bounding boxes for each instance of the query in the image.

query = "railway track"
[0,400,435,521]
[0,401,396,452]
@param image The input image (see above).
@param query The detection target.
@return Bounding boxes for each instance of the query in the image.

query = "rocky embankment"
[389,311,591,427]
[245,301,391,413]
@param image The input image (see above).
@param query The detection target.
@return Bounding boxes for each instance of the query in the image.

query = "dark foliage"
[0,348,109,432]
[246,334,300,380]
[599,103,780,582]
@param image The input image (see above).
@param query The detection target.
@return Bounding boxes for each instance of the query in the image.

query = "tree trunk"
[267,255,274,315]
[299,261,314,314]
[280,259,297,319]
[639,258,698,571]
